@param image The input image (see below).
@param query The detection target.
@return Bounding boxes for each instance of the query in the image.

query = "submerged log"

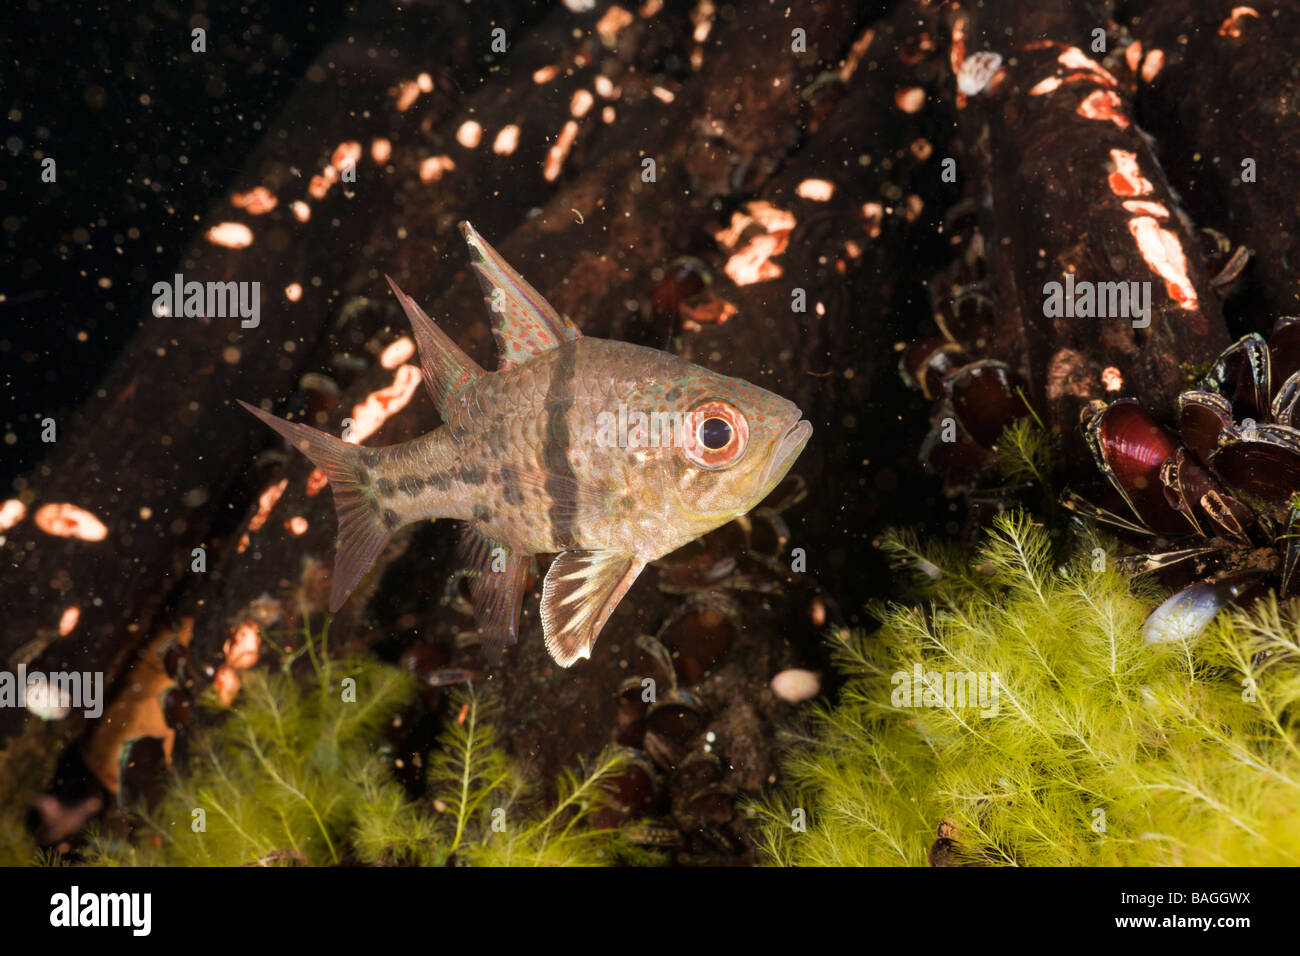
[1122,1,1300,324]
[935,0,1231,464]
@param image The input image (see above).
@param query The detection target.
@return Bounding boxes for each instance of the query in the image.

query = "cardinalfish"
[239,223,812,667]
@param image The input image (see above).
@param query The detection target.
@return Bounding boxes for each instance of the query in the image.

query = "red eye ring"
[681,401,748,469]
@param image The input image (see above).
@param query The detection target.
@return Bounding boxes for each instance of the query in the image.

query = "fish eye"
[698,416,733,450]
[682,401,748,469]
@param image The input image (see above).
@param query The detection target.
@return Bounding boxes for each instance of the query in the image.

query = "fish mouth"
[760,417,813,491]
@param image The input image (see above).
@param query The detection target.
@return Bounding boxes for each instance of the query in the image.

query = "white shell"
[771,668,821,702]
[957,52,1004,96]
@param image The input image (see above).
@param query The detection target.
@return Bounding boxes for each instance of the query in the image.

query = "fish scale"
[240,222,811,668]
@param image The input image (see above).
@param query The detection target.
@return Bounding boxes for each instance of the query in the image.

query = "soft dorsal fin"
[385,276,484,414]
[459,221,581,370]
[541,550,645,667]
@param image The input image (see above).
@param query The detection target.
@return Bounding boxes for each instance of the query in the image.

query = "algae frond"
[758,512,1300,866]
[84,625,644,866]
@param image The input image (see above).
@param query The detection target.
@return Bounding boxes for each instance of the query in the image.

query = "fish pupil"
[699,416,732,450]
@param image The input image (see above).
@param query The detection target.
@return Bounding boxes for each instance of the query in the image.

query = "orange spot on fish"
[59,606,80,636]
[1029,76,1063,95]
[381,336,415,369]
[0,498,26,531]
[1057,47,1117,86]
[248,479,288,532]
[206,222,254,248]
[230,187,278,215]
[34,503,109,541]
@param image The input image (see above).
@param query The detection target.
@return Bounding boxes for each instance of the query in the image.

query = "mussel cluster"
[1063,318,1300,640]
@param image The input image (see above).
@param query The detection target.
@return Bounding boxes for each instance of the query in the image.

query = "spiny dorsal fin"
[385,276,484,414]
[459,221,581,370]
[541,550,645,667]
[458,528,531,665]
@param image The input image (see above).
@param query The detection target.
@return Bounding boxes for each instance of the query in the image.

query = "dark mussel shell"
[1159,448,1219,537]
[919,409,1000,488]
[1209,423,1300,505]
[1198,489,1257,545]
[1203,333,1271,422]
[1268,316,1300,390]
[944,359,1031,447]
[645,689,707,745]
[1178,390,1233,464]
[657,594,738,684]
[900,338,969,401]
[1085,400,1192,535]
[1269,370,1300,427]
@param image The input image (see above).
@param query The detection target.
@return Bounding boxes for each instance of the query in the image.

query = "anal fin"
[541,551,645,667]
[459,529,530,665]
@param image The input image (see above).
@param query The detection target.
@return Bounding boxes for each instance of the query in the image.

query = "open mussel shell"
[1159,448,1217,537]
[1085,400,1191,535]
[944,359,1031,447]
[1209,423,1300,505]
[1178,390,1233,463]
[645,689,707,744]
[1269,370,1300,427]
[683,784,735,825]
[1141,570,1268,645]
[1204,333,1271,422]
[1198,490,1257,545]
[657,594,739,684]
[901,338,969,400]
[1268,316,1300,389]
[602,747,660,818]
[631,634,678,694]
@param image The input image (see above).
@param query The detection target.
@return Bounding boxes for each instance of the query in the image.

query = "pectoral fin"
[459,529,531,665]
[541,551,645,667]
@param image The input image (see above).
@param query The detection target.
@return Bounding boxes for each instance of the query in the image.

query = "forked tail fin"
[237,400,392,612]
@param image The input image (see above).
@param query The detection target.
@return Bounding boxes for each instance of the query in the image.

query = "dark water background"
[2,0,356,488]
